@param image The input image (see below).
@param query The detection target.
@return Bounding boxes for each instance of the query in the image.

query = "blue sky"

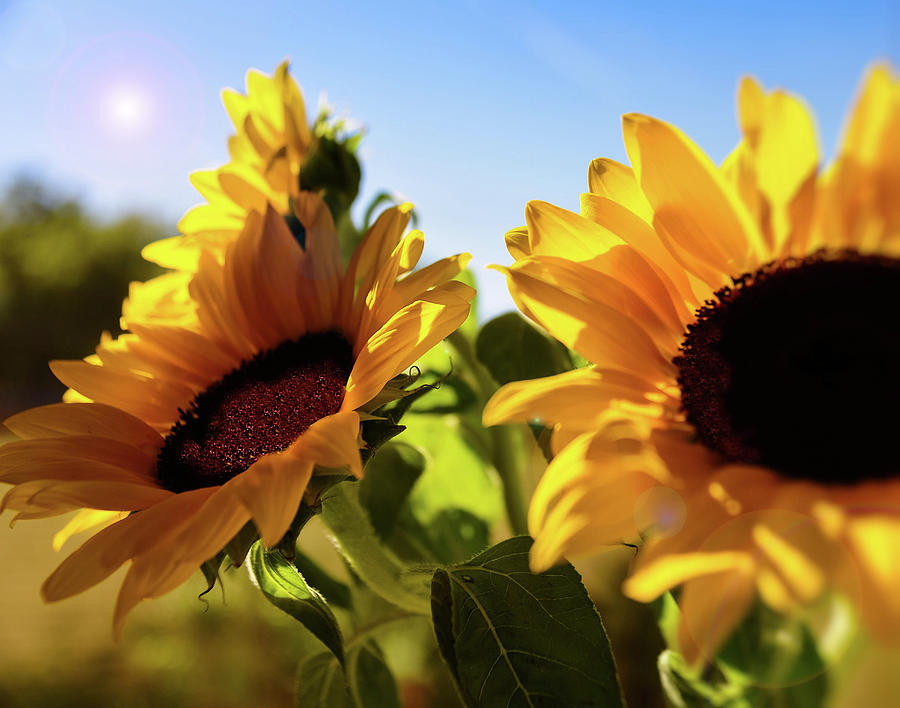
[1,0,897,316]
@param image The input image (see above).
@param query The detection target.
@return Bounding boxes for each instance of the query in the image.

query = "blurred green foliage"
[0,177,165,416]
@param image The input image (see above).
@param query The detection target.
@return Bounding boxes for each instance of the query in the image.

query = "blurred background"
[0,0,897,705]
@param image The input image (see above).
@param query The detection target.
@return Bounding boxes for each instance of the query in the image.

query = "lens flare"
[104,86,151,135]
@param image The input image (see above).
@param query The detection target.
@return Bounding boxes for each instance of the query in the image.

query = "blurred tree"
[0,177,166,418]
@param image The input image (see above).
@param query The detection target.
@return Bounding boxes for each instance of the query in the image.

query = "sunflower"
[1,193,473,636]
[126,61,319,328]
[484,65,900,663]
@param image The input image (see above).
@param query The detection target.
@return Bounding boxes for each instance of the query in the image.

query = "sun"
[104,86,151,134]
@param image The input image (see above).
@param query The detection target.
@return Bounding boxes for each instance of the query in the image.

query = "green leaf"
[347,643,403,708]
[295,651,354,708]
[248,541,345,664]
[650,591,681,651]
[294,549,353,610]
[656,602,828,708]
[359,442,426,538]
[716,602,827,707]
[397,507,490,565]
[402,413,501,528]
[431,536,624,707]
[295,642,402,708]
[475,312,573,387]
[321,481,434,614]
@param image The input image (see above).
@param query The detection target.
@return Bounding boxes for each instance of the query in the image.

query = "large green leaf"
[431,536,623,707]
[359,442,426,539]
[295,642,402,708]
[295,652,353,708]
[475,312,573,386]
[402,413,501,528]
[394,412,502,564]
[321,481,434,614]
[248,542,345,664]
[655,601,827,708]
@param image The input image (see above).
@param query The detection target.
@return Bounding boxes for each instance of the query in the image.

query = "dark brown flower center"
[675,251,900,484]
[157,331,353,493]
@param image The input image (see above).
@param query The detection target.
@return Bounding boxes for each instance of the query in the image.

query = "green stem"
[489,424,529,536]
[345,611,419,651]
[447,331,530,537]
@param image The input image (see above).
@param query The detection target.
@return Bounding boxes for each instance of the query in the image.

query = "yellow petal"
[579,193,700,315]
[529,423,668,542]
[587,157,653,222]
[222,88,249,131]
[293,410,362,477]
[752,521,826,605]
[505,226,530,259]
[41,488,214,601]
[232,452,313,548]
[3,479,172,515]
[176,202,244,238]
[358,231,426,343]
[49,359,191,428]
[512,254,683,354]
[232,411,360,546]
[624,550,753,602]
[189,250,256,362]
[0,436,156,483]
[113,552,198,640]
[843,516,900,640]
[524,200,617,261]
[500,264,674,381]
[346,204,411,301]
[677,567,757,665]
[623,113,764,279]
[344,294,471,411]
[4,403,162,456]
[53,509,127,552]
[751,88,819,218]
[389,253,472,309]
[127,323,238,386]
[483,366,668,429]
[165,484,251,566]
[839,64,897,166]
[121,272,195,329]
[293,191,342,287]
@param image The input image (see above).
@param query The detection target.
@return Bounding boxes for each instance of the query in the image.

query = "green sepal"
[359,420,407,464]
[430,536,624,707]
[299,135,361,222]
[248,541,345,665]
[275,502,320,560]
[223,521,259,568]
[199,551,227,600]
